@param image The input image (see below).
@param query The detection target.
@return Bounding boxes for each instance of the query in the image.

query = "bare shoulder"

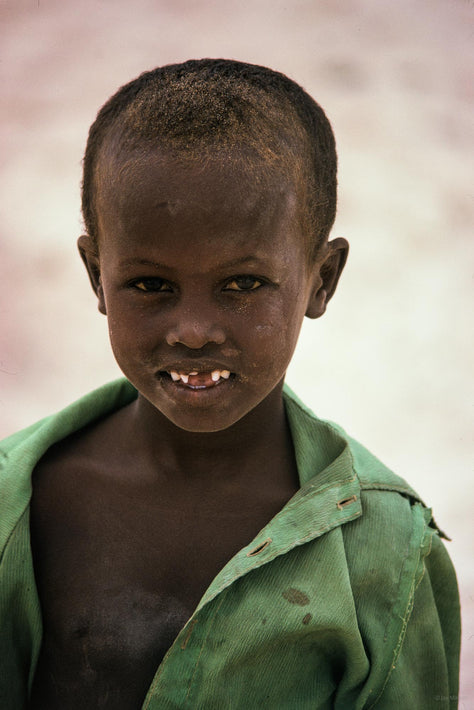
[32,401,136,496]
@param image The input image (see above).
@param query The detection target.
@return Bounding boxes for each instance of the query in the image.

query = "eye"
[223,276,263,292]
[131,278,173,292]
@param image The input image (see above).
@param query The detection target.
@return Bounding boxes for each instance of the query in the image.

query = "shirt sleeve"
[367,526,460,709]
[340,490,461,710]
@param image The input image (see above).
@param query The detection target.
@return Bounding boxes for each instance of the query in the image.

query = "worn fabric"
[0,379,460,709]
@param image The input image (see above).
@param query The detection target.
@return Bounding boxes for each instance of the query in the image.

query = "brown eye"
[224,276,263,291]
[133,278,172,292]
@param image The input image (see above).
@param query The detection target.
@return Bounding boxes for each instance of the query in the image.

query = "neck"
[126,383,292,483]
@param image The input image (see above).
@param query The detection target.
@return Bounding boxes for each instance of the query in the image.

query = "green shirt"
[0,379,460,709]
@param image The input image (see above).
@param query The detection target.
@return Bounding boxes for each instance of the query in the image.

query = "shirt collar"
[196,386,362,612]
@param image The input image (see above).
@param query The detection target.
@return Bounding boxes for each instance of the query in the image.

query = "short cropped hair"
[81,59,337,257]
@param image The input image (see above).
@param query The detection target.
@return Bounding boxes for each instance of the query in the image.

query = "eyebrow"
[120,255,266,270]
[217,255,266,269]
[121,259,168,269]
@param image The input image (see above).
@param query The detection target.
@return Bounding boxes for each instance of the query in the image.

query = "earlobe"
[306,237,349,319]
[305,285,328,319]
[77,235,106,315]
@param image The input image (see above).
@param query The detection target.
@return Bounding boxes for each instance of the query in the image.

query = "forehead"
[95,142,304,247]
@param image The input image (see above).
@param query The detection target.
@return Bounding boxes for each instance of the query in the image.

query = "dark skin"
[29,145,348,709]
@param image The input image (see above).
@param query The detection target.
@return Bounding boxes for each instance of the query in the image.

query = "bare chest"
[29,464,294,708]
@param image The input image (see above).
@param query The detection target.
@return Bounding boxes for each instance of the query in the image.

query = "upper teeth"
[169,369,231,384]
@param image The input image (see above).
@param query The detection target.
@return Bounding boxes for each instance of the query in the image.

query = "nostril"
[165,331,180,347]
[165,325,225,348]
[209,326,226,346]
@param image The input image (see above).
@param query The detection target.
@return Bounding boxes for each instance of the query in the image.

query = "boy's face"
[79,146,346,433]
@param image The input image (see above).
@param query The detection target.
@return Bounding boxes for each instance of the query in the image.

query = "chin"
[164,411,244,434]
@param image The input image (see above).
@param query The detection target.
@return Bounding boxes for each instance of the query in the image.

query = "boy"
[0,59,460,709]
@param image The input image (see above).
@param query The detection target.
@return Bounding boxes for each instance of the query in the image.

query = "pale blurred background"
[1,0,472,703]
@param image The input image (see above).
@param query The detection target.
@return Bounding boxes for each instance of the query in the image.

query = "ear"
[77,235,106,315]
[306,237,349,319]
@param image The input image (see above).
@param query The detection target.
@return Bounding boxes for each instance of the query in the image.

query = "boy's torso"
[28,400,300,709]
[2,380,459,710]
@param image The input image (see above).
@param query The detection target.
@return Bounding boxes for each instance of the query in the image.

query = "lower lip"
[157,373,235,403]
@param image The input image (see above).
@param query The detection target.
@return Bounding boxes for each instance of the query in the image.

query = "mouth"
[159,368,233,390]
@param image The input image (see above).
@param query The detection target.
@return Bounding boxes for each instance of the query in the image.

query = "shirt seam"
[367,507,434,708]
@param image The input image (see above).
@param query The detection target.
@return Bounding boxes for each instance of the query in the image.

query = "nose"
[165,302,226,349]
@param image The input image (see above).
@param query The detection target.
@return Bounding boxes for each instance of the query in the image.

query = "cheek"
[268,290,307,338]
[106,305,157,362]
[246,299,304,371]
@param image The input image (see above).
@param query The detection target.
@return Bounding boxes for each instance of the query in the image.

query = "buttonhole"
[337,495,357,510]
[247,537,272,557]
